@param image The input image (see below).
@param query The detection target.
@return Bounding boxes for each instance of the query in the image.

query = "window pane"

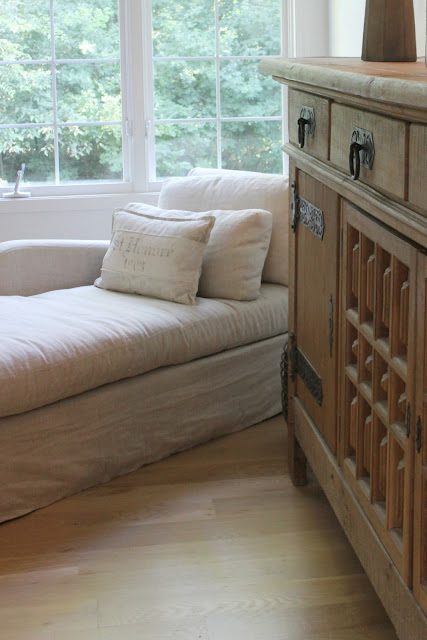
[0,64,52,125]
[152,0,214,57]
[154,61,216,120]
[56,63,121,123]
[220,60,281,118]
[0,127,54,184]
[155,122,217,179]
[58,125,123,182]
[54,0,120,60]
[221,120,282,173]
[0,0,51,61]
[219,0,281,56]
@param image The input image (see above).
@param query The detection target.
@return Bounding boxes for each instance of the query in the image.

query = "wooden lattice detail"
[342,217,414,581]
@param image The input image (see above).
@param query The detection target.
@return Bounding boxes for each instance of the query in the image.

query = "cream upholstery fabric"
[124,203,273,300]
[95,208,215,304]
[158,170,289,285]
[0,239,109,296]
[0,335,284,523]
[0,283,288,417]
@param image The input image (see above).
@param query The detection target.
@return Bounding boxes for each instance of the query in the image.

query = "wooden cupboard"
[260,58,427,640]
[414,253,427,615]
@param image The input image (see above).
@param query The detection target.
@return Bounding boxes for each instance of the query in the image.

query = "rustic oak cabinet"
[260,58,427,640]
[414,253,427,615]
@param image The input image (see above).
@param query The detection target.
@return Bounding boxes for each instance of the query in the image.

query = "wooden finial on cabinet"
[362,0,417,62]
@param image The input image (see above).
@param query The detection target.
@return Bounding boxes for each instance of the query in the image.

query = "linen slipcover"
[0,284,288,418]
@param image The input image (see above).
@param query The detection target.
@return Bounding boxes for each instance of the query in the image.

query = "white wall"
[328,0,365,56]
[328,0,426,58]
[0,193,158,242]
[291,0,330,56]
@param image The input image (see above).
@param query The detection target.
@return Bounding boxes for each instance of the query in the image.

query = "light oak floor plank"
[0,415,398,640]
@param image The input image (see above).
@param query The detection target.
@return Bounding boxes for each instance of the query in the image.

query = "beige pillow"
[95,208,215,305]
[159,171,289,285]
[125,203,273,301]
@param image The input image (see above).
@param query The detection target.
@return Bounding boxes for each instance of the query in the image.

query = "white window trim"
[145,0,285,189]
[0,0,134,199]
[0,0,330,212]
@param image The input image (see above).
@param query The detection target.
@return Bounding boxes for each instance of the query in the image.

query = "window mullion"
[214,0,221,169]
[49,0,59,185]
[119,0,131,183]
[129,0,152,190]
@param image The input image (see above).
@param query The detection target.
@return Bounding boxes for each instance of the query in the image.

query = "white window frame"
[0,0,329,206]
[0,0,133,198]
[143,0,286,189]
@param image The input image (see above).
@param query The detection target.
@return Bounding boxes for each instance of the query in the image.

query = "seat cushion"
[0,283,288,417]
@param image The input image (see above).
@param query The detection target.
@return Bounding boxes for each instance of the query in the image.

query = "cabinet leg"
[289,433,308,486]
[287,407,307,486]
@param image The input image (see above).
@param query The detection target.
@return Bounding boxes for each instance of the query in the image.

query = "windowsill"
[0,191,160,213]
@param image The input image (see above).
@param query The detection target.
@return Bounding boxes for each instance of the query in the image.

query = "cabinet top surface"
[259,57,427,111]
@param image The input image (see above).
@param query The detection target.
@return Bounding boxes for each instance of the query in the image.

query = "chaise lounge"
[0,169,289,523]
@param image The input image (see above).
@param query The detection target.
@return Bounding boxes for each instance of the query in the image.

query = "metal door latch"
[291,182,324,240]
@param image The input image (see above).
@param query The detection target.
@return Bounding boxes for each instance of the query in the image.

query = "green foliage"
[218,0,281,56]
[0,0,121,184]
[0,0,282,185]
[152,0,215,57]
[152,0,283,178]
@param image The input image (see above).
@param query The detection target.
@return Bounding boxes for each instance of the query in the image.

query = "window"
[0,0,285,196]
[149,0,283,180]
[0,0,124,191]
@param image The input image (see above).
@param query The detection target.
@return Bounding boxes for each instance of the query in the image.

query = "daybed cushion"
[158,171,289,285]
[94,208,215,304]
[0,283,288,418]
[123,203,273,301]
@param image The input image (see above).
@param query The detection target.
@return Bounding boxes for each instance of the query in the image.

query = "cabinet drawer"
[409,123,427,215]
[330,103,406,200]
[288,89,329,161]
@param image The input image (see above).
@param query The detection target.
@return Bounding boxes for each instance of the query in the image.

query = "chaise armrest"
[0,239,109,296]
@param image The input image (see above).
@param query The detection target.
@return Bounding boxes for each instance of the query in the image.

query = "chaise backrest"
[158,168,289,286]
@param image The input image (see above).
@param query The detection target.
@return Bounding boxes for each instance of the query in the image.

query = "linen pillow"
[124,202,273,301]
[158,170,289,285]
[94,208,215,305]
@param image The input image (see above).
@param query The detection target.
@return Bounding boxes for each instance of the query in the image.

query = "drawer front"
[288,89,329,161]
[409,123,427,215]
[330,103,406,200]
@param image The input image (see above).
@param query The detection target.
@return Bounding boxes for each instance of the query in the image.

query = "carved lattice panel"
[341,202,417,585]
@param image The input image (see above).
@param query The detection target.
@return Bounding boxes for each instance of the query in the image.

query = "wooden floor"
[0,415,398,640]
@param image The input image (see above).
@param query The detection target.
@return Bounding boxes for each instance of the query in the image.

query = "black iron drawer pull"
[298,117,310,148]
[348,127,375,181]
[349,141,363,180]
[297,106,315,149]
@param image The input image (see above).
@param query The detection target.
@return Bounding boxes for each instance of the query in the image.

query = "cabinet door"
[414,253,427,615]
[289,169,339,454]
[340,201,417,585]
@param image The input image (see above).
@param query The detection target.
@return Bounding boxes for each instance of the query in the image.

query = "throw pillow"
[95,208,215,305]
[124,202,273,301]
